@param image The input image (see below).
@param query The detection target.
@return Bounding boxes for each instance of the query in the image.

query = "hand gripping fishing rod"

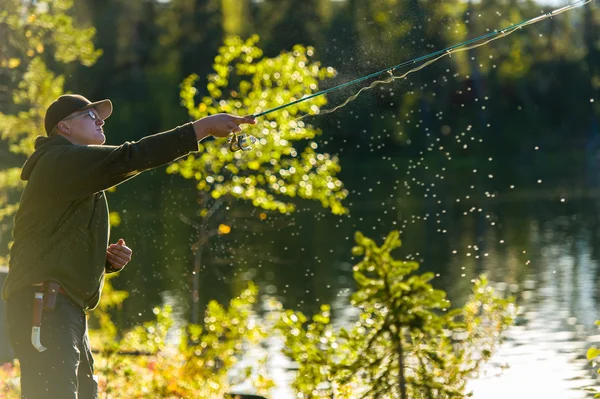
[228,0,594,151]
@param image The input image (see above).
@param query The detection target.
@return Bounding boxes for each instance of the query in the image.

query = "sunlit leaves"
[109,211,122,227]
[218,223,231,234]
[586,339,600,396]
[0,0,101,224]
[0,168,23,190]
[177,282,268,397]
[120,306,174,354]
[173,35,348,215]
[586,346,600,361]
[277,305,344,398]
[85,282,272,398]
[0,168,24,222]
[278,231,516,399]
[0,57,65,155]
[0,0,101,69]
[89,275,130,344]
[0,230,516,398]
[6,58,21,68]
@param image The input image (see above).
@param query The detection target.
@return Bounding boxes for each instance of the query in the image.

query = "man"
[1,94,255,398]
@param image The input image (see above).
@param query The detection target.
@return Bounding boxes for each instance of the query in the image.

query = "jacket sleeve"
[105,258,123,274]
[51,123,199,201]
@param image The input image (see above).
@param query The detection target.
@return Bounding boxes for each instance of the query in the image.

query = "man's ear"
[57,121,70,135]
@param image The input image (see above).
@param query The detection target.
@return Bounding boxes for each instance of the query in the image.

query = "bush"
[277,231,516,399]
[0,232,515,399]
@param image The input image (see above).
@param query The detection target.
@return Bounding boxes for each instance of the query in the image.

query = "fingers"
[107,238,132,268]
[197,113,257,139]
[229,115,254,133]
[106,252,127,269]
[108,244,132,258]
[236,115,256,124]
[107,245,131,259]
[109,239,131,251]
[107,256,128,268]
[108,245,132,257]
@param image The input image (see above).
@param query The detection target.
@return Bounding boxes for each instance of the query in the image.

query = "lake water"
[3,134,599,397]
[103,145,600,398]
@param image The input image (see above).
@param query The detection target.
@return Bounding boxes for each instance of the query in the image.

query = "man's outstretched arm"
[50,114,256,201]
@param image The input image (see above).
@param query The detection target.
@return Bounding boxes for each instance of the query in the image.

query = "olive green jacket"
[2,123,198,310]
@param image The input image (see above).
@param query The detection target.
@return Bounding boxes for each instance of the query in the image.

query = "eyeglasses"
[62,109,99,121]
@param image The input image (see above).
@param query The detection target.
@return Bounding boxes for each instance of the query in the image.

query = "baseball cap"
[44,94,112,135]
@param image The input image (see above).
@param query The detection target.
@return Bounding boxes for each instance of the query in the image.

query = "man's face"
[59,108,106,145]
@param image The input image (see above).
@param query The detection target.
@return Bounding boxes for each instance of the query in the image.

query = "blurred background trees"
[0,0,102,263]
[2,0,595,159]
[0,0,597,324]
[0,2,598,396]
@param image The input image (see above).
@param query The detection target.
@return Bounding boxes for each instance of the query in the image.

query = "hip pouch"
[43,281,61,311]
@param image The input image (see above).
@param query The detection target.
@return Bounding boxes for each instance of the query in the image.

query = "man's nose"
[96,118,105,127]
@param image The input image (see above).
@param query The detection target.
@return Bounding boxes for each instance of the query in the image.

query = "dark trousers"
[6,287,97,399]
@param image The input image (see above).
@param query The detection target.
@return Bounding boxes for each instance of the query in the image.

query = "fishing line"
[250,0,594,120]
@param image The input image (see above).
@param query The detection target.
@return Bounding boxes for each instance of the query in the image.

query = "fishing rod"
[251,0,594,119]
[228,0,594,151]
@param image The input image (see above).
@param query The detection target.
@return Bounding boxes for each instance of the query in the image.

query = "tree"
[278,231,515,399]
[249,0,328,56]
[0,0,101,258]
[169,34,348,321]
[172,35,347,215]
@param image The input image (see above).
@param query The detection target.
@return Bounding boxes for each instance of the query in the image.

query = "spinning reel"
[228,132,257,152]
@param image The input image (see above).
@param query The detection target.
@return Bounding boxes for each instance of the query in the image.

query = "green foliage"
[88,275,130,345]
[90,282,271,398]
[0,361,19,397]
[278,231,516,399]
[177,283,271,397]
[0,57,65,154]
[0,0,101,224]
[170,35,348,215]
[585,320,600,398]
[0,0,100,67]
[0,167,22,223]
[0,282,272,398]
[0,0,101,153]
[0,232,517,398]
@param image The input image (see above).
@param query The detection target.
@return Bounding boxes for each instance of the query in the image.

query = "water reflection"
[467,222,600,398]
[467,228,594,397]
[158,195,600,398]
[105,155,600,397]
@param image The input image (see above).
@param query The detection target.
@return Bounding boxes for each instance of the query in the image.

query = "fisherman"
[1,94,255,399]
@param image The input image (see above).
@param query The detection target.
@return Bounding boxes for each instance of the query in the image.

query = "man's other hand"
[106,238,132,272]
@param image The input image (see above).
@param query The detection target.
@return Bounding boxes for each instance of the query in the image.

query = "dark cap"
[44,94,113,135]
